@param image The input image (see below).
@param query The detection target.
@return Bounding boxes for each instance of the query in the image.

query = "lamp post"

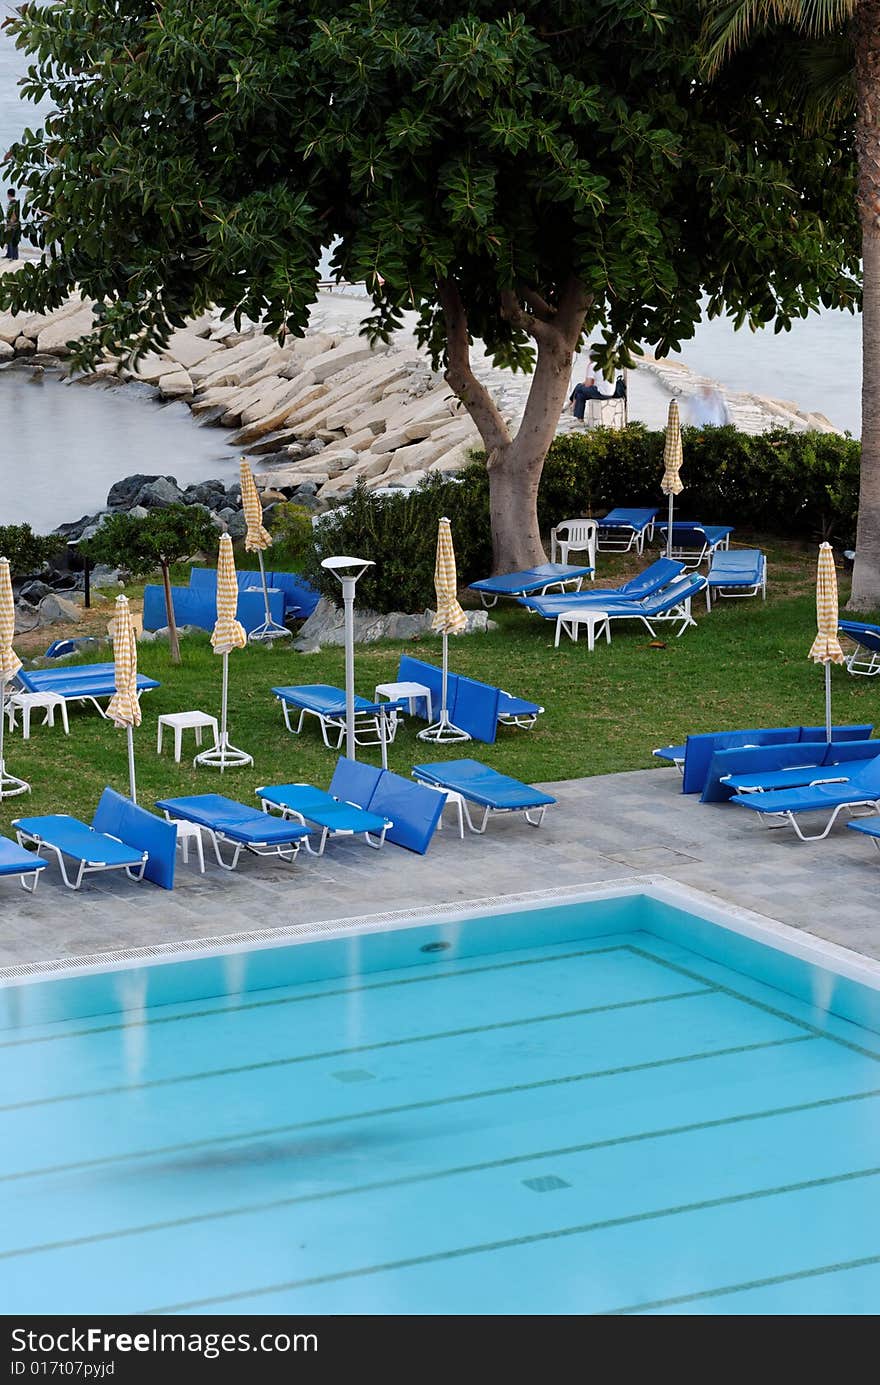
[321,556,374,760]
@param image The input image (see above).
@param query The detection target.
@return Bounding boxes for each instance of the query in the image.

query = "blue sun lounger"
[258,758,393,855]
[468,563,593,608]
[519,558,685,616]
[653,723,874,790]
[14,788,175,890]
[656,522,733,566]
[705,548,767,610]
[155,794,311,870]
[553,573,707,644]
[596,508,658,554]
[731,754,880,841]
[839,620,880,676]
[16,664,160,717]
[271,684,402,749]
[715,741,880,799]
[395,656,543,739]
[0,836,48,893]
[412,759,556,834]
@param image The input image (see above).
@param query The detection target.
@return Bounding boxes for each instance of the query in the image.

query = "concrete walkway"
[2,767,878,974]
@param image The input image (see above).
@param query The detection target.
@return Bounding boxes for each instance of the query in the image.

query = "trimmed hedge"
[308,424,860,614]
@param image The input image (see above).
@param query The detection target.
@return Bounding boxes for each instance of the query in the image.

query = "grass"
[2,534,876,838]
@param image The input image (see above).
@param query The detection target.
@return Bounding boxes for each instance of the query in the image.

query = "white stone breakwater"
[0,280,843,523]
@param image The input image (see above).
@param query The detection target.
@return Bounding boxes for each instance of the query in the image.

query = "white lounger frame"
[596,519,654,554]
[745,793,880,842]
[411,772,550,833]
[276,697,399,750]
[705,557,767,612]
[159,810,304,871]
[661,530,731,568]
[13,827,147,891]
[842,635,880,677]
[477,574,586,610]
[556,590,701,645]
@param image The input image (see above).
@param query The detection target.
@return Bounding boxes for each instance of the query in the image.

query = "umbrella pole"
[127,725,137,804]
[249,550,290,643]
[666,491,674,560]
[825,661,832,744]
[194,650,253,771]
[417,630,470,743]
[0,676,30,802]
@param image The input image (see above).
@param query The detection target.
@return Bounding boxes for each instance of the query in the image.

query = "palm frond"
[701,0,854,75]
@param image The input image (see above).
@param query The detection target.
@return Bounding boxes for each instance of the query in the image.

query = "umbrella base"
[417,714,471,744]
[194,739,253,772]
[248,619,291,643]
[0,764,30,800]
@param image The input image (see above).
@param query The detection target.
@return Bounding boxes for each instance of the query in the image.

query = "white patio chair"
[550,518,598,579]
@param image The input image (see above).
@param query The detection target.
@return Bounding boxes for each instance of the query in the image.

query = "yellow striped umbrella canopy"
[240,458,273,553]
[106,595,142,729]
[661,399,684,495]
[809,542,845,665]
[0,557,22,682]
[431,517,468,635]
[211,534,247,654]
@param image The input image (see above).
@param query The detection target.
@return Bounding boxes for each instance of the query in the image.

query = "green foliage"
[0,523,61,578]
[269,502,314,568]
[81,505,219,578]
[308,426,862,612]
[0,1,860,374]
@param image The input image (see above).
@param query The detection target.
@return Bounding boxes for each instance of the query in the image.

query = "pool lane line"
[605,1253,880,1315]
[5,1078,880,1264]
[141,1162,880,1315]
[0,1033,814,1184]
[0,986,717,1113]
[0,942,633,1049]
[629,944,880,1062]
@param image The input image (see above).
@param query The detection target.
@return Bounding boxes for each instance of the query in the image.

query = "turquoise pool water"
[2,891,880,1316]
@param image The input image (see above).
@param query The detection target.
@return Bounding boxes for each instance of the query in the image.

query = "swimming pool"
[2,880,879,1315]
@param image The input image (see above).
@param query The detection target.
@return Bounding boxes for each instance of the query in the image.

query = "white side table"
[418,781,466,838]
[5,691,70,740]
[374,680,433,723]
[157,711,220,763]
[554,610,611,650]
[170,818,206,873]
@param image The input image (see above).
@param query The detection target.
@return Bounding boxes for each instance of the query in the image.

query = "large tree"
[1,1,861,571]
[703,0,879,607]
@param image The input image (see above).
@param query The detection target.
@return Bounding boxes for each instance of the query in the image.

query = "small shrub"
[269,502,314,568]
[0,523,62,578]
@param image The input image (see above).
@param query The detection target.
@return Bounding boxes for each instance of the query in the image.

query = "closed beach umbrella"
[419,517,469,743]
[661,399,684,559]
[240,458,288,641]
[0,556,29,801]
[106,594,141,803]
[194,534,253,770]
[809,542,846,743]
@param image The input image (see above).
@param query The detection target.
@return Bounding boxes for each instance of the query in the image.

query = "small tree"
[0,524,61,580]
[83,506,218,664]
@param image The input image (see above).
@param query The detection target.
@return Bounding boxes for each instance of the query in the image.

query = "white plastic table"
[554,610,611,650]
[5,690,70,740]
[374,680,433,723]
[157,711,220,763]
[169,818,206,873]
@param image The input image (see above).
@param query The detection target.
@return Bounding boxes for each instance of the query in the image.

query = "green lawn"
[2,537,876,837]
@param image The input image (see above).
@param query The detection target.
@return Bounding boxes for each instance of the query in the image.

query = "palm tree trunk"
[848,0,880,609]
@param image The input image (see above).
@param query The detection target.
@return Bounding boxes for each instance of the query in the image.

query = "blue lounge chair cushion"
[847,819,880,842]
[396,656,540,735]
[839,620,880,654]
[657,523,733,549]
[732,753,880,816]
[143,583,286,636]
[17,666,160,697]
[0,837,47,879]
[680,724,873,795]
[413,758,556,810]
[329,756,385,807]
[396,655,450,721]
[597,508,658,532]
[468,563,592,596]
[366,775,445,854]
[451,675,500,745]
[519,558,685,613]
[654,744,685,765]
[155,795,310,846]
[272,684,378,716]
[258,782,390,836]
[497,691,542,719]
[707,549,765,587]
[710,740,880,801]
[13,814,148,869]
[91,787,177,889]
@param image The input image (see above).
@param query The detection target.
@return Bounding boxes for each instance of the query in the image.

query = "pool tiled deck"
[2,766,878,972]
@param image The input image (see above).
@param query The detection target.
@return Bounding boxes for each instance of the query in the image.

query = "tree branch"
[520,286,556,322]
[439,277,510,457]
[500,288,556,345]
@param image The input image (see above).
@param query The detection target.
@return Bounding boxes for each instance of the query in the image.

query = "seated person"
[568,363,616,419]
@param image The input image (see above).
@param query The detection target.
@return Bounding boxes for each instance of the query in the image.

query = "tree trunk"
[487,334,581,571]
[848,0,880,610]
[161,560,181,664]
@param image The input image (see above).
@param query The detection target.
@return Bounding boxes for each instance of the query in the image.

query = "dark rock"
[45,570,79,591]
[224,482,242,506]
[133,476,184,509]
[224,510,248,540]
[38,593,83,625]
[19,579,52,604]
[14,600,40,634]
[91,564,122,588]
[52,514,99,541]
[107,474,173,509]
[303,438,326,457]
[183,479,227,507]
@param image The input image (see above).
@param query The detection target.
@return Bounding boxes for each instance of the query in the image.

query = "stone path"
[2,766,877,973]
